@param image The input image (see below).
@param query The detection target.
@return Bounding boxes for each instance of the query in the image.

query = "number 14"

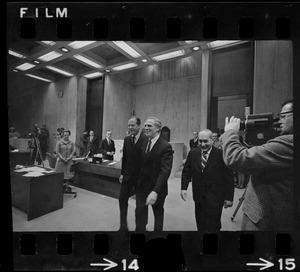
[122,259,139,271]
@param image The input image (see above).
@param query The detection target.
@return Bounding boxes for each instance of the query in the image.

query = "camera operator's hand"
[225,116,241,132]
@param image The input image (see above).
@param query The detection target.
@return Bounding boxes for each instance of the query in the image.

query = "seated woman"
[54,130,75,192]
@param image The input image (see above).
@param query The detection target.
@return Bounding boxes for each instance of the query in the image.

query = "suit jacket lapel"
[196,149,203,172]
[145,137,160,161]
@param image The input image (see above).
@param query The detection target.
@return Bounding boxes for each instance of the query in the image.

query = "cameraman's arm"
[221,128,293,173]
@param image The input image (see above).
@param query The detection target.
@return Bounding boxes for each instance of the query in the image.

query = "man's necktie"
[108,139,110,145]
[146,139,152,155]
[201,151,208,171]
[131,135,135,145]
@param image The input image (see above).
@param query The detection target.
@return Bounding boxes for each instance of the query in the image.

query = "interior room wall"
[133,54,203,155]
[102,71,135,140]
[253,41,293,114]
[7,75,87,154]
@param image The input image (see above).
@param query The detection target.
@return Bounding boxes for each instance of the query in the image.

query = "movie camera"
[240,113,280,146]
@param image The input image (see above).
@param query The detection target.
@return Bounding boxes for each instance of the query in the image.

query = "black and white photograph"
[8,40,295,233]
[6,2,300,271]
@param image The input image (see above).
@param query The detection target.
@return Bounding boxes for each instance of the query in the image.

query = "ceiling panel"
[55,58,90,71]
[90,43,125,60]
[8,40,244,83]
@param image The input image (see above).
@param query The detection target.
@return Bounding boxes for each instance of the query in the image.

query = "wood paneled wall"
[253,41,293,114]
[102,73,135,140]
[133,54,203,157]
[8,74,87,154]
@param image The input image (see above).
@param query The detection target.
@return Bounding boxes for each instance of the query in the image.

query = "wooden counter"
[72,161,122,199]
[11,168,64,221]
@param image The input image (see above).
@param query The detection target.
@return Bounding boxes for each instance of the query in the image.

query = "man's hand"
[145,191,158,205]
[224,116,241,132]
[119,175,123,184]
[224,200,233,209]
[180,190,187,201]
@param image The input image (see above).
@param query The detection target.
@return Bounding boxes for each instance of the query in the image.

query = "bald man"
[181,129,234,232]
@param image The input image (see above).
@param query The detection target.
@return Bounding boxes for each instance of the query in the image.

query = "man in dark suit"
[189,131,199,150]
[99,130,116,160]
[221,99,296,231]
[87,130,99,157]
[135,117,173,232]
[119,117,148,231]
[181,129,234,232]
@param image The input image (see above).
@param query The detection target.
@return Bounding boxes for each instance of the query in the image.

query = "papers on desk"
[10,149,19,152]
[108,161,117,166]
[14,166,55,177]
[23,172,44,177]
[14,166,42,172]
[102,159,109,163]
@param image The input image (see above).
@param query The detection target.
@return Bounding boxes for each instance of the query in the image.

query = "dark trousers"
[194,201,222,232]
[136,191,166,231]
[119,179,136,229]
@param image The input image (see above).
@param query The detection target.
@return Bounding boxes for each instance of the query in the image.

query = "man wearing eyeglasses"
[220,99,296,231]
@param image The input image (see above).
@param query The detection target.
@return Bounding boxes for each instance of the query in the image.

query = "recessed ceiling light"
[84,72,103,79]
[25,73,52,82]
[13,69,18,72]
[152,50,186,61]
[9,49,26,59]
[33,60,40,64]
[61,47,69,53]
[38,51,62,62]
[193,46,200,51]
[112,62,138,71]
[105,69,111,73]
[68,41,96,49]
[142,59,148,63]
[45,65,73,77]
[15,62,36,71]
[73,54,102,69]
[112,41,142,58]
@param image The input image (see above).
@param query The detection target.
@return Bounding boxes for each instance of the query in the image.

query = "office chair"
[64,166,77,198]
[46,152,57,169]
[46,152,77,197]
[63,176,77,198]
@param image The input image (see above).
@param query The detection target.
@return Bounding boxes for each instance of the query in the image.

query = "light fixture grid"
[45,65,73,76]
[38,51,62,62]
[25,73,52,82]
[112,41,141,58]
[73,54,102,69]
[152,50,186,61]
[111,62,138,71]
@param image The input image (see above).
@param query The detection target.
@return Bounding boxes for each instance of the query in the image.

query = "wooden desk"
[11,168,64,221]
[72,161,122,198]
[9,151,31,168]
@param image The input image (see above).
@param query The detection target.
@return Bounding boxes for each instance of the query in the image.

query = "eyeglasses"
[278,110,293,120]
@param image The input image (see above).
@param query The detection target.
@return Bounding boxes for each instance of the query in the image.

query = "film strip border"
[7,2,300,40]
[6,2,300,271]
[12,231,300,270]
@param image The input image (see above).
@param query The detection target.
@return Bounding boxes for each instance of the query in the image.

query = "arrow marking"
[246,258,274,270]
[90,258,118,270]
